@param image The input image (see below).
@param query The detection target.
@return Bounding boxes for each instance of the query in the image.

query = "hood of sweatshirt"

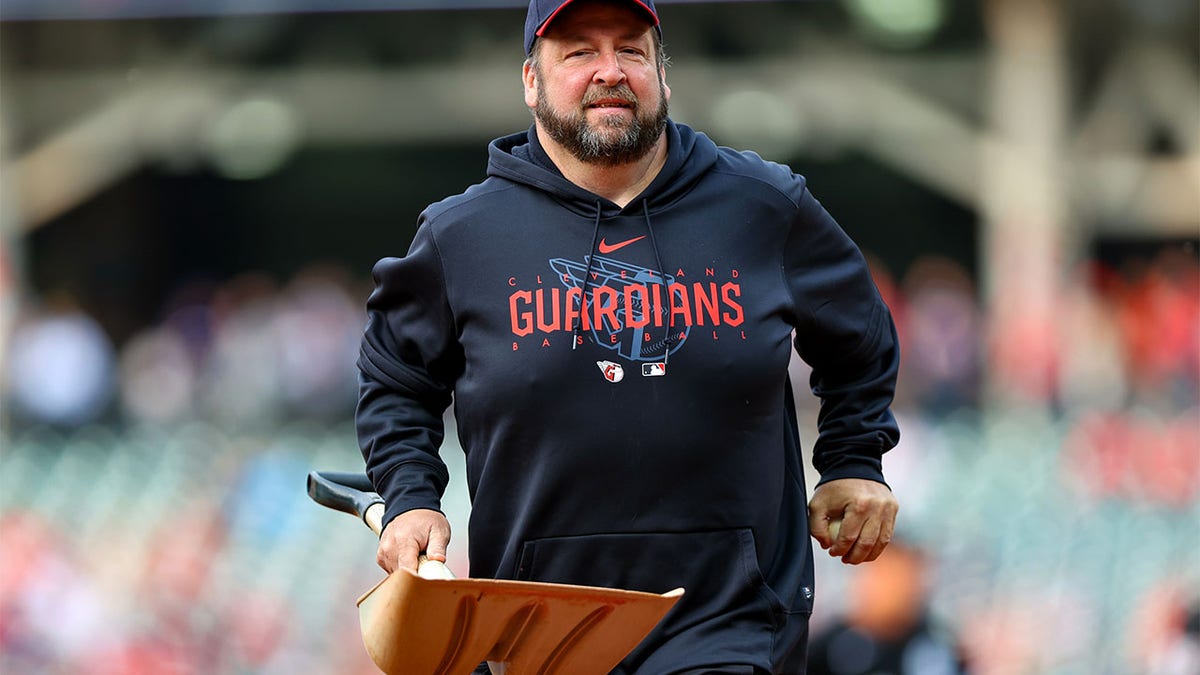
[485,119,719,218]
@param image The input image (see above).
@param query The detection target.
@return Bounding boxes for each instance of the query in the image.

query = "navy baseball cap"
[524,0,661,55]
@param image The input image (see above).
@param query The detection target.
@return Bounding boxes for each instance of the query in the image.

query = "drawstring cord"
[642,200,675,365]
[573,201,604,351]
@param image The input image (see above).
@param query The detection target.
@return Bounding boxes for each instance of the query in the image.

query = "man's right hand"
[377,508,451,574]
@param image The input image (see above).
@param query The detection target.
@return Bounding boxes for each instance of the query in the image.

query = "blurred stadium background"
[0,0,1196,673]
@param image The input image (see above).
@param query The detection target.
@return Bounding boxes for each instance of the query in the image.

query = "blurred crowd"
[877,244,1199,509]
[0,424,384,675]
[4,265,368,431]
[873,245,1198,418]
[1,244,1197,674]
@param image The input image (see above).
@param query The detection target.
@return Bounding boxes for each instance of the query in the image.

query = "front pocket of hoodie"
[514,529,785,645]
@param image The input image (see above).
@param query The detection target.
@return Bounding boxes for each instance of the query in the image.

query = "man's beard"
[534,77,669,166]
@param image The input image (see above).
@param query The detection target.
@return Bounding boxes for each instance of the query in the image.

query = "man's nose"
[592,51,626,86]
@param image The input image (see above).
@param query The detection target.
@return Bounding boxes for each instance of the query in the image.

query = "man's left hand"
[808,478,898,564]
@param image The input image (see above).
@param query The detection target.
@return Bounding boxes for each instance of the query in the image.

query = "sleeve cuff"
[373,460,448,533]
[813,443,889,488]
[815,463,889,489]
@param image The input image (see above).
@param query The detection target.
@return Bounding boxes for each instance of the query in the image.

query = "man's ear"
[523,61,538,109]
[661,66,671,102]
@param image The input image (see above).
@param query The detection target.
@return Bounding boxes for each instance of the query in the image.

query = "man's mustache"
[581,85,638,108]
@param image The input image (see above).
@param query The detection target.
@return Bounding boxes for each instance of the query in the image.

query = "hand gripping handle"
[306,470,454,579]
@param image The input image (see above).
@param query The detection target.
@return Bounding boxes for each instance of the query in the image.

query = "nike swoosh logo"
[597,235,646,254]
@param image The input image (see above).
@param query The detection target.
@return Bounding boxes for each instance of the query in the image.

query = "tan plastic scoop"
[307,471,684,675]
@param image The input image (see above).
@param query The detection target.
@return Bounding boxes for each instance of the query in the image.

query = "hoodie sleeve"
[784,186,900,487]
[356,220,465,531]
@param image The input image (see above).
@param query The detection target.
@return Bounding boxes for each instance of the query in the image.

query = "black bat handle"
[307,470,386,535]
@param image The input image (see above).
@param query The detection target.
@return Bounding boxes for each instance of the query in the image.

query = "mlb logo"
[642,363,666,377]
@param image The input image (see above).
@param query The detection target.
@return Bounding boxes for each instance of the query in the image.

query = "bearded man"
[356,1,901,672]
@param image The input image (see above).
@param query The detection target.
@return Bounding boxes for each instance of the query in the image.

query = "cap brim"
[534,0,660,38]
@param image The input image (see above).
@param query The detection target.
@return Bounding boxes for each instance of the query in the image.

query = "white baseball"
[828,519,842,542]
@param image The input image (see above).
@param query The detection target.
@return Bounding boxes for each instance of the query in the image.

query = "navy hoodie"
[357,120,900,674]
